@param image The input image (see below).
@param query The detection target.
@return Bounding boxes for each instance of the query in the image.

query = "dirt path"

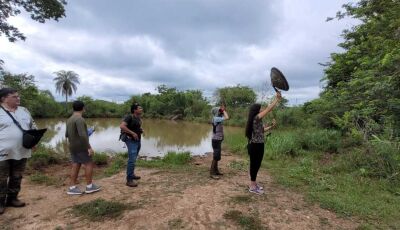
[0,152,359,230]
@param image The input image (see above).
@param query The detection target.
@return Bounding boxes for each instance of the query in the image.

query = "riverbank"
[0,151,359,230]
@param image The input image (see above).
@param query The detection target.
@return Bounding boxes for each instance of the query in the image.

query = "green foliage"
[312,0,400,135]
[0,0,66,42]
[137,152,192,169]
[29,172,62,187]
[103,154,127,176]
[264,152,400,228]
[126,85,210,120]
[162,151,191,165]
[53,70,80,112]
[71,199,132,221]
[0,72,64,117]
[28,145,66,169]
[214,85,256,107]
[77,96,123,118]
[298,129,341,153]
[92,153,108,165]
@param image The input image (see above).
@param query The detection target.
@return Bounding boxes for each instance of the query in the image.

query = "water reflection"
[35,118,241,157]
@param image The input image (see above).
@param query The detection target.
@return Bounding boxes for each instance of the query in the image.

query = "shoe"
[6,198,25,207]
[133,175,141,180]
[67,186,83,195]
[249,186,264,195]
[126,181,138,187]
[215,170,224,176]
[85,184,101,194]
[256,183,264,190]
[210,174,220,180]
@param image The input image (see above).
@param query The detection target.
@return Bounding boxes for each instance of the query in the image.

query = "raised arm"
[256,91,282,119]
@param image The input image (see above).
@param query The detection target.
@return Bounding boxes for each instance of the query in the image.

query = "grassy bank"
[27,146,195,183]
[224,129,400,229]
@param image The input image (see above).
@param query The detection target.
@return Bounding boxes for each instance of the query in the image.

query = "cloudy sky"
[0,0,356,105]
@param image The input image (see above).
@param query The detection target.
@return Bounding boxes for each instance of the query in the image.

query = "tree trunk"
[65,94,68,113]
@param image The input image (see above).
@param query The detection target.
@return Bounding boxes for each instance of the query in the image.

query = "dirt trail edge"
[0,152,358,230]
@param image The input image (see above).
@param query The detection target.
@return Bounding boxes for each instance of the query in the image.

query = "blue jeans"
[125,139,141,181]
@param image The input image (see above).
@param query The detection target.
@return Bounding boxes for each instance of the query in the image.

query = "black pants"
[0,158,27,203]
[247,143,264,181]
[212,139,222,161]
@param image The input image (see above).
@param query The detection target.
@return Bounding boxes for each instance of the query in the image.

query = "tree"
[0,0,66,42]
[53,70,80,112]
[0,0,66,68]
[314,0,400,135]
[214,85,256,108]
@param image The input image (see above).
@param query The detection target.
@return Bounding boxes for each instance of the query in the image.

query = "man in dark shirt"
[66,101,101,195]
[120,103,144,187]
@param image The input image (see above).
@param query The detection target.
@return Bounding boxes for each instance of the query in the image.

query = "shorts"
[71,151,92,164]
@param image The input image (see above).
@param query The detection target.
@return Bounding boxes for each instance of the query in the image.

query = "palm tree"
[53,70,80,112]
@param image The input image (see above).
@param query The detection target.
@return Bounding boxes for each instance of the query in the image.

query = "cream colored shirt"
[0,106,36,161]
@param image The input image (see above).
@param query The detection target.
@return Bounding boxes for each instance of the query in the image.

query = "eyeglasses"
[7,95,20,99]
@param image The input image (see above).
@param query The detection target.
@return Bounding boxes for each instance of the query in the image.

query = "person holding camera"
[210,105,229,179]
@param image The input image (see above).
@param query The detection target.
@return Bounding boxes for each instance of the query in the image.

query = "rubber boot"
[210,160,220,180]
[6,195,25,207]
[215,161,223,176]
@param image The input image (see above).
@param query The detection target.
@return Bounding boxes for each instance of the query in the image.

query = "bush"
[28,151,61,169]
[298,129,341,153]
[265,132,302,159]
[93,153,108,165]
[162,152,191,165]
[104,155,127,176]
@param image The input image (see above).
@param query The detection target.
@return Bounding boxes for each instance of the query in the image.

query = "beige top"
[0,106,36,161]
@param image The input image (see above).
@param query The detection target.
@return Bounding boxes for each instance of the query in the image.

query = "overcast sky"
[0,0,356,105]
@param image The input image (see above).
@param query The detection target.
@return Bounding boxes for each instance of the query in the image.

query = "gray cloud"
[0,0,356,105]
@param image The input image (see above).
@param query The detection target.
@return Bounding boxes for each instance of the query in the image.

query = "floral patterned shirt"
[250,116,264,143]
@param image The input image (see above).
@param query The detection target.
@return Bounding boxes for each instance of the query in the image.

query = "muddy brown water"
[35,118,242,157]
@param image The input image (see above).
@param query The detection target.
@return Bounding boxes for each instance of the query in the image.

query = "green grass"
[29,172,63,187]
[71,198,134,221]
[28,144,67,169]
[137,151,192,169]
[228,160,249,171]
[103,154,127,176]
[92,152,108,165]
[225,130,400,229]
[223,210,265,230]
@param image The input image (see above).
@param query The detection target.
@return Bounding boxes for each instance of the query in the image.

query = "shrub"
[299,129,341,153]
[93,153,108,165]
[265,132,302,159]
[162,152,191,165]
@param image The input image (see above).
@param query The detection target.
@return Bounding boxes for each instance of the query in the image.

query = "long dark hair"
[245,103,261,140]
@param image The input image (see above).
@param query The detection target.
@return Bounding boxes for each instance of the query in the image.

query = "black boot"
[215,161,223,176]
[0,198,5,215]
[210,160,220,180]
[6,196,25,207]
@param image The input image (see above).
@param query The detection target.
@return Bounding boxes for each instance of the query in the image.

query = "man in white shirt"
[0,88,36,215]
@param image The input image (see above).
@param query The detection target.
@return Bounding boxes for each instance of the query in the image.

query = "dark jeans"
[212,139,222,161]
[0,158,27,203]
[247,143,265,181]
[125,139,141,181]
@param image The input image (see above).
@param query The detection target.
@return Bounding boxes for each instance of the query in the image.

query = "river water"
[35,118,242,157]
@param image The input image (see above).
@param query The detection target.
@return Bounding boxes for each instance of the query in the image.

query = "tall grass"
[224,128,400,228]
